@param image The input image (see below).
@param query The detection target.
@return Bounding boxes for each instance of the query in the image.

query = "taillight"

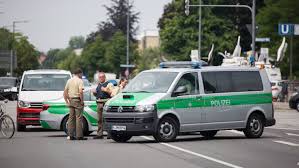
[42,104,50,111]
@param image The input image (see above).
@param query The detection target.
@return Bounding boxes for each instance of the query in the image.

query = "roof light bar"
[159,61,206,69]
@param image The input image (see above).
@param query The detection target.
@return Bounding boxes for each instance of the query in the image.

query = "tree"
[257,0,299,78]
[135,48,161,73]
[158,0,239,63]
[86,0,139,43]
[69,36,85,49]
[14,36,39,76]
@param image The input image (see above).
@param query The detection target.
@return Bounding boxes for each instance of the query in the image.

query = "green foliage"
[135,48,161,73]
[69,36,85,49]
[86,0,139,43]
[0,28,12,50]
[14,37,39,76]
[257,0,299,78]
[158,0,239,63]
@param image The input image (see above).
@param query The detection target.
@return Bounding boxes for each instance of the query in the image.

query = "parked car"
[40,88,97,136]
[289,88,299,112]
[0,77,20,100]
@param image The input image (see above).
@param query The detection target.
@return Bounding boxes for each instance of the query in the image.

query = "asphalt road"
[1,101,299,168]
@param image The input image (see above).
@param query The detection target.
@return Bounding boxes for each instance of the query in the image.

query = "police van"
[103,62,275,142]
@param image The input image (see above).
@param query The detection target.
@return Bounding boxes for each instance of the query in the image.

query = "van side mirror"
[173,86,187,97]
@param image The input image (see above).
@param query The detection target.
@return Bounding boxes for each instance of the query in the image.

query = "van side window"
[202,72,232,93]
[232,71,263,91]
[175,73,199,95]
[202,72,217,93]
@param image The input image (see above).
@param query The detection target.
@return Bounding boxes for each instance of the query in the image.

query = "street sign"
[294,24,299,35]
[185,0,190,16]
[256,37,270,42]
[278,24,294,36]
[120,64,135,68]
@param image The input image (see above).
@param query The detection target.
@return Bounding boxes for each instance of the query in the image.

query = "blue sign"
[278,24,294,36]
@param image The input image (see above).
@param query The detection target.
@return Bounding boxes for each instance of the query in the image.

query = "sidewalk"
[273,102,292,111]
[272,102,299,130]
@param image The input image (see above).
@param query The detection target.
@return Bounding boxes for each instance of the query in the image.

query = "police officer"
[63,68,87,140]
[93,72,114,139]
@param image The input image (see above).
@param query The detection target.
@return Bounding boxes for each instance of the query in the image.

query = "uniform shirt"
[64,76,84,98]
[95,81,114,100]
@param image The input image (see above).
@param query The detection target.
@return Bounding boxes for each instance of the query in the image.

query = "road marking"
[141,136,243,168]
[286,133,299,137]
[267,127,299,131]
[273,140,299,147]
[297,162,299,166]
[226,130,244,135]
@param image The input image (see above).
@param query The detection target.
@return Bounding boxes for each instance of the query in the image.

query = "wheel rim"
[159,121,174,138]
[1,117,14,138]
[250,118,261,134]
[296,103,299,111]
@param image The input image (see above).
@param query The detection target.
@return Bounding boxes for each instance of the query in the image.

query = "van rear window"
[202,71,263,94]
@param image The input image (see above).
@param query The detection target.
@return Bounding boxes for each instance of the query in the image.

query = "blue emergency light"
[159,61,206,69]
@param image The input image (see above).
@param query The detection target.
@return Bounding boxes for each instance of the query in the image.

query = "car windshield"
[0,78,16,86]
[124,72,178,93]
[22,74,71,91]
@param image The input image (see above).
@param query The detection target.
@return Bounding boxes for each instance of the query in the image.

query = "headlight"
[291,92,298,97]
[3,88,11,92]
[103,105,109,111]
[18,101,30,108]
[135,104,155,112]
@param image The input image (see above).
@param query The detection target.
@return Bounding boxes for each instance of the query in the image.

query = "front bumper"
[17,107,42,126]
[265,118,276,127]
[104,111,157,136]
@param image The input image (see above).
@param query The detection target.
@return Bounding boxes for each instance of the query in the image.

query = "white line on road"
[273,140,299,147]
[286,133,299,137]
[141,136,243,168]
[267,127,299,131]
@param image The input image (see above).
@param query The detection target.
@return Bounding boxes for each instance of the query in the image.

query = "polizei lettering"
[210,100,231,107]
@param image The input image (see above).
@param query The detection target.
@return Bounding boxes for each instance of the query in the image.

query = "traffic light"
[185,0,190,16]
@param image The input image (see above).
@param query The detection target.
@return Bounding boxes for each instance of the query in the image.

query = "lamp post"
[126,0,130,78]
[10,20,29,77]
[185,0,256,59]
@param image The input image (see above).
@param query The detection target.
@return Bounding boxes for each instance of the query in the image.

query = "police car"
[103,61,275,142]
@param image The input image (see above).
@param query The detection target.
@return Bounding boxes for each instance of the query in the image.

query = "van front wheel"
[154,116,179,142]
[244,114,264,138]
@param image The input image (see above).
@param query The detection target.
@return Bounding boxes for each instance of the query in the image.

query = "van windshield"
[22,74,71,91]
[124,72,178,93]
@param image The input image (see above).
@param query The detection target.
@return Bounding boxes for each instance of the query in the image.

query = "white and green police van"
[103,62,276,142]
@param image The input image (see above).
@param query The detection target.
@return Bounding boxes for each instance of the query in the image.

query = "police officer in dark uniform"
[93,72,114,139]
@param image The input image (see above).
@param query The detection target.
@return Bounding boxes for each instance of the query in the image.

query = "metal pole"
[290,36,293,80]
[252,0,256,60]
[126,0,130,78]
[198,0,201,60]
[10,21,15,77]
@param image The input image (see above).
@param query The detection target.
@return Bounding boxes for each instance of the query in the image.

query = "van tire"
[244,114,264,138]
[110,132,132,143]
[296,101,299,112]
[200,130,218,139]
[17,123,26,132]
[153,116,179,142]
[62,116,91,136]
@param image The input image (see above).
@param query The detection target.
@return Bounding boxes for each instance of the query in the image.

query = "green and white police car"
[103,62,276,142]
[40,89,98,136]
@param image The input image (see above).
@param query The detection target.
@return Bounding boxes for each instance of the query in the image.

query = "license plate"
[112,125,126,131]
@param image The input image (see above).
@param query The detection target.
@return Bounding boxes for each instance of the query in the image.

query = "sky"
[0,0,171,52]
